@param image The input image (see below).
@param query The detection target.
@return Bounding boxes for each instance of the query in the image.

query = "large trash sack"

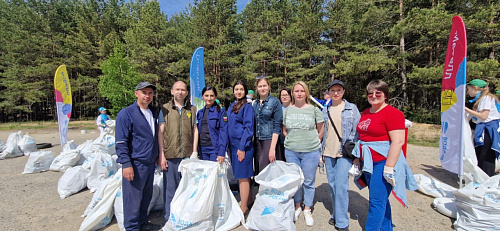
[453,175,500,231]
[0,131,23,159]
[0,140,6,153]
[22,150,54,174]
[76,140,93,166]
[58,166,90,199]
[91,133,116,155]
[414,174,456,198]
[19,133,37,154]
[164,159,244,231]
[50,149,81,172]
[245,161,304,231]
[148,169,164,213]
[80,171,122,231]
[113,187,125,231]
[86,152,118,193]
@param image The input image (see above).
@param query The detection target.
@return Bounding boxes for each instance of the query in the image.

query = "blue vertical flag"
[190,47,206,110]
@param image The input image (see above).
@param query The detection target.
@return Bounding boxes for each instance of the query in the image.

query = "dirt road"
[0,127,456,231]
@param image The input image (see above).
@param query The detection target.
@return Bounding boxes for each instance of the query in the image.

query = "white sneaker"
[304,209,314,226]
[294,207,302,221]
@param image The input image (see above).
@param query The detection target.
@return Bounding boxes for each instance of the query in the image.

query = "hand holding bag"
[327,108,356,159]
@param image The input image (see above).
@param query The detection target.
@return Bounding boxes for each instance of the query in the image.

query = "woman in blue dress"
[195,86,228,163]
[227,80,255,215]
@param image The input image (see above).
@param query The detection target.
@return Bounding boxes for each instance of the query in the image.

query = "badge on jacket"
[223,114,228,122]
[186,111,192,118]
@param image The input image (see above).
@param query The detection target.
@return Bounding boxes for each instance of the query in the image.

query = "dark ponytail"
[232,80,248,114]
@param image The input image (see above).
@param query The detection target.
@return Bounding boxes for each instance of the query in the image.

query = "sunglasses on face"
[367,91,383,97]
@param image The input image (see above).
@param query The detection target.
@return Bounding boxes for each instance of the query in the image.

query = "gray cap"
[135,82,156,91]
[327,79,345,90]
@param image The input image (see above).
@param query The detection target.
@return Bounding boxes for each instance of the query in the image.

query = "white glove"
[190,152,199,159]
[383,166,396,186]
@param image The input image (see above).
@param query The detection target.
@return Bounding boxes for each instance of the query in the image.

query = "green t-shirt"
[283,105,324,152]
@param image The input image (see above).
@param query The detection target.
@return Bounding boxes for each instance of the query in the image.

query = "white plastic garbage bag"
[245,161,304,231]
[63,140,78,152]
[0,131,23,159]
[76,140,93,166]
[0,140,6,153]
[165,159,243,231]
[91,133,116,155]
[86,152,118,193]
[212,162,244,230]
[50,149,81,172]
[104,120,116,134]
[148,169,164,213]
[22,150,54,174]
[414,174,457,198]
[433,197,457,219]
[114,187,125,231]
[80,171,122,231]
[18,133,37,154]
[58,166,90,199]
[453,175,500,231]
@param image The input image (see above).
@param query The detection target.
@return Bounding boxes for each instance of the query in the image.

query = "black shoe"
[328,218,336,226]
[140,222,161,231]
[336,227,349,231]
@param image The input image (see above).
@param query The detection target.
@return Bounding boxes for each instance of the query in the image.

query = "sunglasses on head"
[367,91,383,97]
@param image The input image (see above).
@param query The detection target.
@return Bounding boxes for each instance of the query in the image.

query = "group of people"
[114,78,425,231]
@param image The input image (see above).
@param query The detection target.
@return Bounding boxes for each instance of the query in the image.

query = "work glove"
[190,152,199,159]
[383,166,396,186]
[348,163,361,177]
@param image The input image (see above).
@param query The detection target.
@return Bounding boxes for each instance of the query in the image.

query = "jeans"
[365,160,393,231]
[285,148,320,207]
[324,156,353,229]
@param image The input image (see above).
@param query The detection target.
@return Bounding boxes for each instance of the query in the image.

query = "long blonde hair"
[471,85,500,110]
[291,81,310,105]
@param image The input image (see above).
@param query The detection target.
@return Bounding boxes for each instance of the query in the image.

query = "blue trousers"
[365,160,393,231]
[163,158,182,221]
[200,145,218,161]
[122,161,155,231]
[324,156,352,229]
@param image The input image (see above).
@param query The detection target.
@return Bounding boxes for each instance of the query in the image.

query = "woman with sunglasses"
[282,81,324,226]
[278,88,292,160]
[253,77,283,175]
[353,80,417,231]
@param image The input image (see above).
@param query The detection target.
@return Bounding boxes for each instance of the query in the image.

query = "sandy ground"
[0,127,458,231]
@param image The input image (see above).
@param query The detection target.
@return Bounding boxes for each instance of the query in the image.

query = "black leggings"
[475,129,496,177]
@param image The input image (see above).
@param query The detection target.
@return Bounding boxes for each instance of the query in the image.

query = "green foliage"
[0,0,499,124]
[98,43,142,114]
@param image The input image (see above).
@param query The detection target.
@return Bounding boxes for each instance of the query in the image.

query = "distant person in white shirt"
[96,107,110,134]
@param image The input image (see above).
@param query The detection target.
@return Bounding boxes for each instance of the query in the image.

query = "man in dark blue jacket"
[115,82,160,231]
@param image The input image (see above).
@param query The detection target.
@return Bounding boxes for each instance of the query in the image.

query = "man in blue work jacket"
[116,82,160,231]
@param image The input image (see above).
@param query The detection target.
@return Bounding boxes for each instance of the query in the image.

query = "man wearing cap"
[157,80,197,222]
[115,81,161,231]
[96,107,110,134]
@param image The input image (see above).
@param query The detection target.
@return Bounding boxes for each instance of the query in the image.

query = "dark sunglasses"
[367,91,383,97]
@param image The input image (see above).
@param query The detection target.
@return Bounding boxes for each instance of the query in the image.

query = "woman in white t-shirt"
[465,79,500,176]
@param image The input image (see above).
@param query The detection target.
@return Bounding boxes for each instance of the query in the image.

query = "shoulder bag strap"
[327,107,342,142]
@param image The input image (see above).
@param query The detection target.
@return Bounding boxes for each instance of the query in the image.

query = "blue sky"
[159,0,249,18]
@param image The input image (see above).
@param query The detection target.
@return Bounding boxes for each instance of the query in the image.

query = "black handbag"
[327,108,356,159]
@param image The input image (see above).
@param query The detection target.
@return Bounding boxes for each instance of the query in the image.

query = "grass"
[406,122,441,148]
[0,120,97,131]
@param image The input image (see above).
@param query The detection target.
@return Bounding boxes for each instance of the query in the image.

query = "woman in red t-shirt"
[354,80,405,231]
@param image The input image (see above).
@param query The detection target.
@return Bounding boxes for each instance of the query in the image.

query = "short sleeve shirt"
[283,105,324,152]
[476,96,500,123]
[357,105,405,161]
